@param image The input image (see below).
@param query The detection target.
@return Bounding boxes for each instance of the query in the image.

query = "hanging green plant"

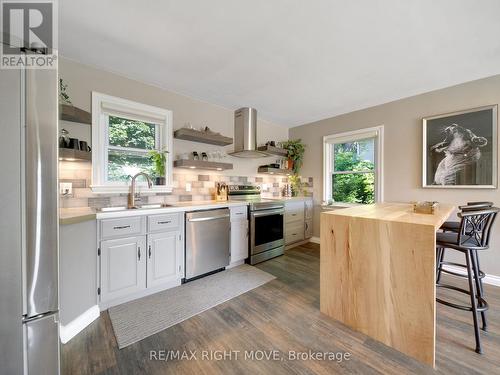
[59,78,72,105]
[282,139,306,196]
[282,139,305,175]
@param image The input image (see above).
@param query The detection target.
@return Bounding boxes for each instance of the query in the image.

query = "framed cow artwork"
[423,105,497,188]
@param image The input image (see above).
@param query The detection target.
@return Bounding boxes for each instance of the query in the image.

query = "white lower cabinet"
[285,198,314,246]
[98,212,184,308]
[147,231,183,288]
[100,236,147,303]
[230,218,248,265]
[229,205,248,267]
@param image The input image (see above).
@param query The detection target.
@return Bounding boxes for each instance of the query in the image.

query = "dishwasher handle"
[187,214,230,223]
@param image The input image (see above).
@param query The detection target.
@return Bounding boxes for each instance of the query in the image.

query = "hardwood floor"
[62,243,500,374]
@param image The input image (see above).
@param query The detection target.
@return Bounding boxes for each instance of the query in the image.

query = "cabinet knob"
[148,245,152,259]
[138,247,141,260]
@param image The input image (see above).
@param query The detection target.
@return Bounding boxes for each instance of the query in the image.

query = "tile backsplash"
[59,162,313,209]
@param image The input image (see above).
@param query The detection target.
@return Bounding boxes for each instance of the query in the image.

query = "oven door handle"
[252,209,285,217]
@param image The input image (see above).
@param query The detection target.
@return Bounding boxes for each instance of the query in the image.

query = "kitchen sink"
[97,204,173,212]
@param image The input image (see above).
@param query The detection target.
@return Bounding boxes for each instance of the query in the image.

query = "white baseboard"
[442,265,500,287]
[309,236,320,244]
[60,305,100,344]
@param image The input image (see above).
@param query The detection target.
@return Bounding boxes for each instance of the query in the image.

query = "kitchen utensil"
[79,141,91,152]
[59,128,70,148]
[68,138,80,150]
[215,182,228,202]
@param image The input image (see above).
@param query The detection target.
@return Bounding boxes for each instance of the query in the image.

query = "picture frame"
[422,105,497,189]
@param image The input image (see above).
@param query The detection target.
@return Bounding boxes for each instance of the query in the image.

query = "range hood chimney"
[229,107,269,158]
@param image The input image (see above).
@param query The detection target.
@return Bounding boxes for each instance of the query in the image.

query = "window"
[323,126,383,204]
[92,93,173,193]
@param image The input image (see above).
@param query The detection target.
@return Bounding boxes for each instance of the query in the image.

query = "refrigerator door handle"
[24,62,59,318]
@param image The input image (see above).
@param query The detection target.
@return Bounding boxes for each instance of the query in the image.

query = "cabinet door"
[231,219,248,263]
[147,231,182,288]
[305,199,313,220]
[305,219,313,239]
[100,236,146,303]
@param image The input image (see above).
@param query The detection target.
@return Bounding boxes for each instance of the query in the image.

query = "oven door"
[250,208,285,255]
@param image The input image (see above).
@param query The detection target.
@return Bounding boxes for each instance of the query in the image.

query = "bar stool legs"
[436,247,445,284]
[471,251,487,331]
[465,250,482,354]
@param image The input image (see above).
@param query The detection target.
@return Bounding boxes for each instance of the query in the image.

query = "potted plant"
[283,139,305,174]
[288,174,303,197]
[149,148,169,185]
[59,78,72,105]
[283,139,306,196]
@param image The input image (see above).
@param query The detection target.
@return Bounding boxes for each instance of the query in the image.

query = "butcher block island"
[320,202,454,368]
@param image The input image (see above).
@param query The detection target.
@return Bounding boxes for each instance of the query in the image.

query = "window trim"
[91,92,173,193]
[323,126,384,204]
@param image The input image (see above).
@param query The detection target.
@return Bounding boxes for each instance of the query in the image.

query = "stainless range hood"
[229,107,269,158]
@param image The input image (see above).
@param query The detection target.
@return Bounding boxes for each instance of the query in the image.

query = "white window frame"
[91,92,173,193]
[323,126,384,204]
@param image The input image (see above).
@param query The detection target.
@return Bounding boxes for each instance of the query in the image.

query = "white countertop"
[60,207,97,225]
[61,200,249,222]
[271,196,313,201]
[98,200,248,220]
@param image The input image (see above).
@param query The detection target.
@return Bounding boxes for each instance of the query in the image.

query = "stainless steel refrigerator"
[0,51,60,374]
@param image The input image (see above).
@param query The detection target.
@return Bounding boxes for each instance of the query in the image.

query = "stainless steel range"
[228,185,285,264]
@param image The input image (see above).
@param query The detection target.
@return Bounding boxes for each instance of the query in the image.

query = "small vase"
[155,177,166,186]
[288,158,294,170]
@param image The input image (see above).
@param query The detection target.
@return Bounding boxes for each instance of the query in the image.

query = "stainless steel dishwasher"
[185,208,231,281]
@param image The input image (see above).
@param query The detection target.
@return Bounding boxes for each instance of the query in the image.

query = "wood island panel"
[320,203,454,367]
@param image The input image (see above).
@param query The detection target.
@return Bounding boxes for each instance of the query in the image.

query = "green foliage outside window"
[108,116,156,149]
[332,141,375,204]
[107,116,158,182]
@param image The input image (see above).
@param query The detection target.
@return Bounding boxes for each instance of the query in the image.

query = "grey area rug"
[108,264,276,349]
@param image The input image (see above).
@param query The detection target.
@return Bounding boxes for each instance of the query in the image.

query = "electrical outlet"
[60,182,72,196]
[185,182,192,192]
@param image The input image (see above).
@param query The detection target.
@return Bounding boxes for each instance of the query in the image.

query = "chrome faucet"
[128,172,153,208]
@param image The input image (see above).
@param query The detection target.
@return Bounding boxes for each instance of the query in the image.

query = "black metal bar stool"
[440,202,494,232]
[435,206,499,354]
[436,202,493,284]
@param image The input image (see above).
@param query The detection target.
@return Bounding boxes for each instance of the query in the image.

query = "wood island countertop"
[320,202,454,368]
[323,202,455,228]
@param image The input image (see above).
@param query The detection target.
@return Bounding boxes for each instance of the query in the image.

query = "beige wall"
[290,75,500,276]
[59,57,289,178]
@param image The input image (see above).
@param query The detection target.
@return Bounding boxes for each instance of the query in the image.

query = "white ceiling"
[59,0,500,127]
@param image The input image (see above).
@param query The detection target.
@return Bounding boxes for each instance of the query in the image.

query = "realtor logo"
[1,0,57,69]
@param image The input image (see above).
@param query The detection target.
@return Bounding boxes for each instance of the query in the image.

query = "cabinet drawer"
[100,217,145,239]
[285,201,304,224]
[148,213,181,233]
[230,205,248,220]
[285,211,304,224]
[285,221,305,244]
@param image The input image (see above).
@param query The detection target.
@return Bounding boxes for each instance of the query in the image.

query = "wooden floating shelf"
[174,159,233,171]
[257,145,288,157]
[59,148,92,161]
[60,104,92,124]
[174,128,233,146]
[258,166,293,176]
